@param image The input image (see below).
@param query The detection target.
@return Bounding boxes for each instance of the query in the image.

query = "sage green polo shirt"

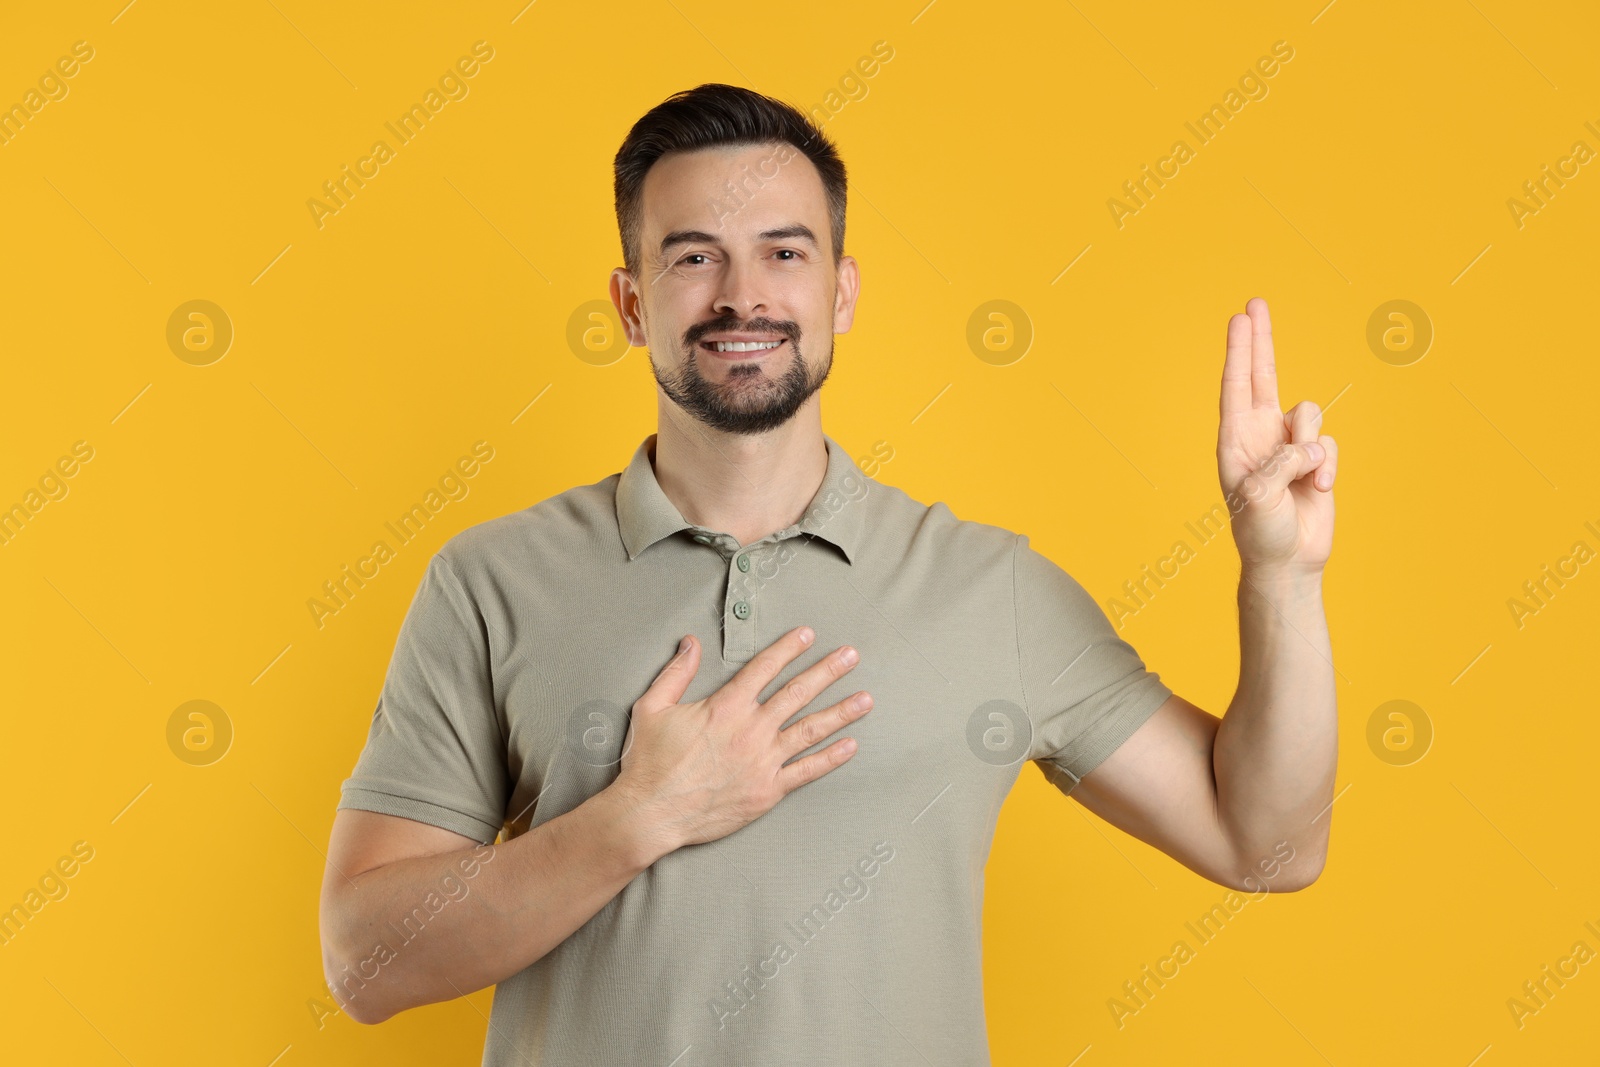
[337,430,1172,1066]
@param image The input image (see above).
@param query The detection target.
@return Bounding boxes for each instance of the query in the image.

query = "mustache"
[684,316,799,347]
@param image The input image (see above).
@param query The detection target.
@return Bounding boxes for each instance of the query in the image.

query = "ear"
[832,254,860,335]
[610,267,648,346]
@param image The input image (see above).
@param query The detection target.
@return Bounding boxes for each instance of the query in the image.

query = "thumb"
[1240,441,1324,503]
[639,634,699,711]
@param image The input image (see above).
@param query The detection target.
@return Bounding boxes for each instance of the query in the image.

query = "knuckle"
[795,716,819,747]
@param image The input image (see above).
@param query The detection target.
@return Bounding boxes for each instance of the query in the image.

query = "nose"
[712,256,767,321]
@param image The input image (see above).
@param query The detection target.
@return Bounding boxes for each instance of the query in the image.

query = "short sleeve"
[337,551,510,843]
[1013,533,1173,796]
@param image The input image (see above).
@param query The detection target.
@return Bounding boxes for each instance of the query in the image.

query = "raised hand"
[1218,298,1338,576]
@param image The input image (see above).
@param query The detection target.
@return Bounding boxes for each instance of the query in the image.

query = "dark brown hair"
[613,83,847,277]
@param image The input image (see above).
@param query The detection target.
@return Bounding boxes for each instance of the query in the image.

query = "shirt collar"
[616,431,868,565]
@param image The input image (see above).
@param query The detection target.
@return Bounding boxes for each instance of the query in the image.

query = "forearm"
[324,785,668,1024]
[1212,567,1337,880]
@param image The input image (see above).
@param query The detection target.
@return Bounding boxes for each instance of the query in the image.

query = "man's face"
[611,142,858,436]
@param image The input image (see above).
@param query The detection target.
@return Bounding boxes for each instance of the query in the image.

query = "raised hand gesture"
[1218,298,1338,577]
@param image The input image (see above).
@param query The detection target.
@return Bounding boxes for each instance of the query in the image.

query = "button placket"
[698,529,806,664]
[723,537,757,660]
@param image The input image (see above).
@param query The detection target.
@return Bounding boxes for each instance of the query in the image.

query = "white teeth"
[711,340,783,352]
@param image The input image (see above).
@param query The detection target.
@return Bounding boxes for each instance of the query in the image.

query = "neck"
[650,403,828,549]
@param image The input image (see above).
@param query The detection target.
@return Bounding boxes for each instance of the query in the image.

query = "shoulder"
[863,478,1098,600]
[863,477,1020,574]
[433,471,623,584]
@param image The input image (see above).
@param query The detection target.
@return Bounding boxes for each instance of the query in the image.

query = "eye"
[680,253,710,266]
[773,249,800,261]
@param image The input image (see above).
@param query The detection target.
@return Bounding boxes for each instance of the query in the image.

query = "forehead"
[640,142,830,246]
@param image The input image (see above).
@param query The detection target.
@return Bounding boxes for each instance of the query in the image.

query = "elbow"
[343,999,394,1028]
[1251,861,1323,893]
[321,945,398,1027]
[320,913,400,1026]
[1269,835,1330,892]
[1216,835,1325,893]
[1209,861,1322,894]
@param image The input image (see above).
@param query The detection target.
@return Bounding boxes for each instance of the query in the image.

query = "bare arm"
[1212,568,1335,878]
[320,625,870,1024]
[1070,298,1338,891]
[1073,575,1333,891]
[319,788,659,1025]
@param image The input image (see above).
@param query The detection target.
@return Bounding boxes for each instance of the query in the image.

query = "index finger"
[718,624,816,707]
[1222,311,1253,417]
[1247,296,1278,410]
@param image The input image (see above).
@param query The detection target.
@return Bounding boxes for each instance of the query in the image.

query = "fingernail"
[678,635,690,654]
[798,626,814,644]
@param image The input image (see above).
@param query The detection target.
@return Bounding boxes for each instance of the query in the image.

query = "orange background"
[2,1,1596,1063]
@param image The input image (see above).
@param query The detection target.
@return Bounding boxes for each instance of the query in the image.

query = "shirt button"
[732,601,750,620]
[736,554,750,572]
[692,534,710,544]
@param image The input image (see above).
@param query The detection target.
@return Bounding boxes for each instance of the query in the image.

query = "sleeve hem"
[337,787,502,844]
[1035,675,1174,796]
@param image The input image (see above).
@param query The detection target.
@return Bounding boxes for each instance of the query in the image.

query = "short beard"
[652,317,832,436]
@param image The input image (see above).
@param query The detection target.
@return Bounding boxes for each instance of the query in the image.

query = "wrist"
[1239,563,1324,600]
[594,779,679,871]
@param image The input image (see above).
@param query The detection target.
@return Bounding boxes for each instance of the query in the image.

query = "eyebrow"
[658,224,819,256]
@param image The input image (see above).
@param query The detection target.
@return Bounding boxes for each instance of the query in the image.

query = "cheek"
[777,272,834,329]
[641,289,695,341]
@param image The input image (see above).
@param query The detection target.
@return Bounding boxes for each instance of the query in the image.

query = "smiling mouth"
[700,339,787,358]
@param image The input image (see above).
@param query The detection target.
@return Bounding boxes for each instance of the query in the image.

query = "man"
[320,83,1338,1065]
